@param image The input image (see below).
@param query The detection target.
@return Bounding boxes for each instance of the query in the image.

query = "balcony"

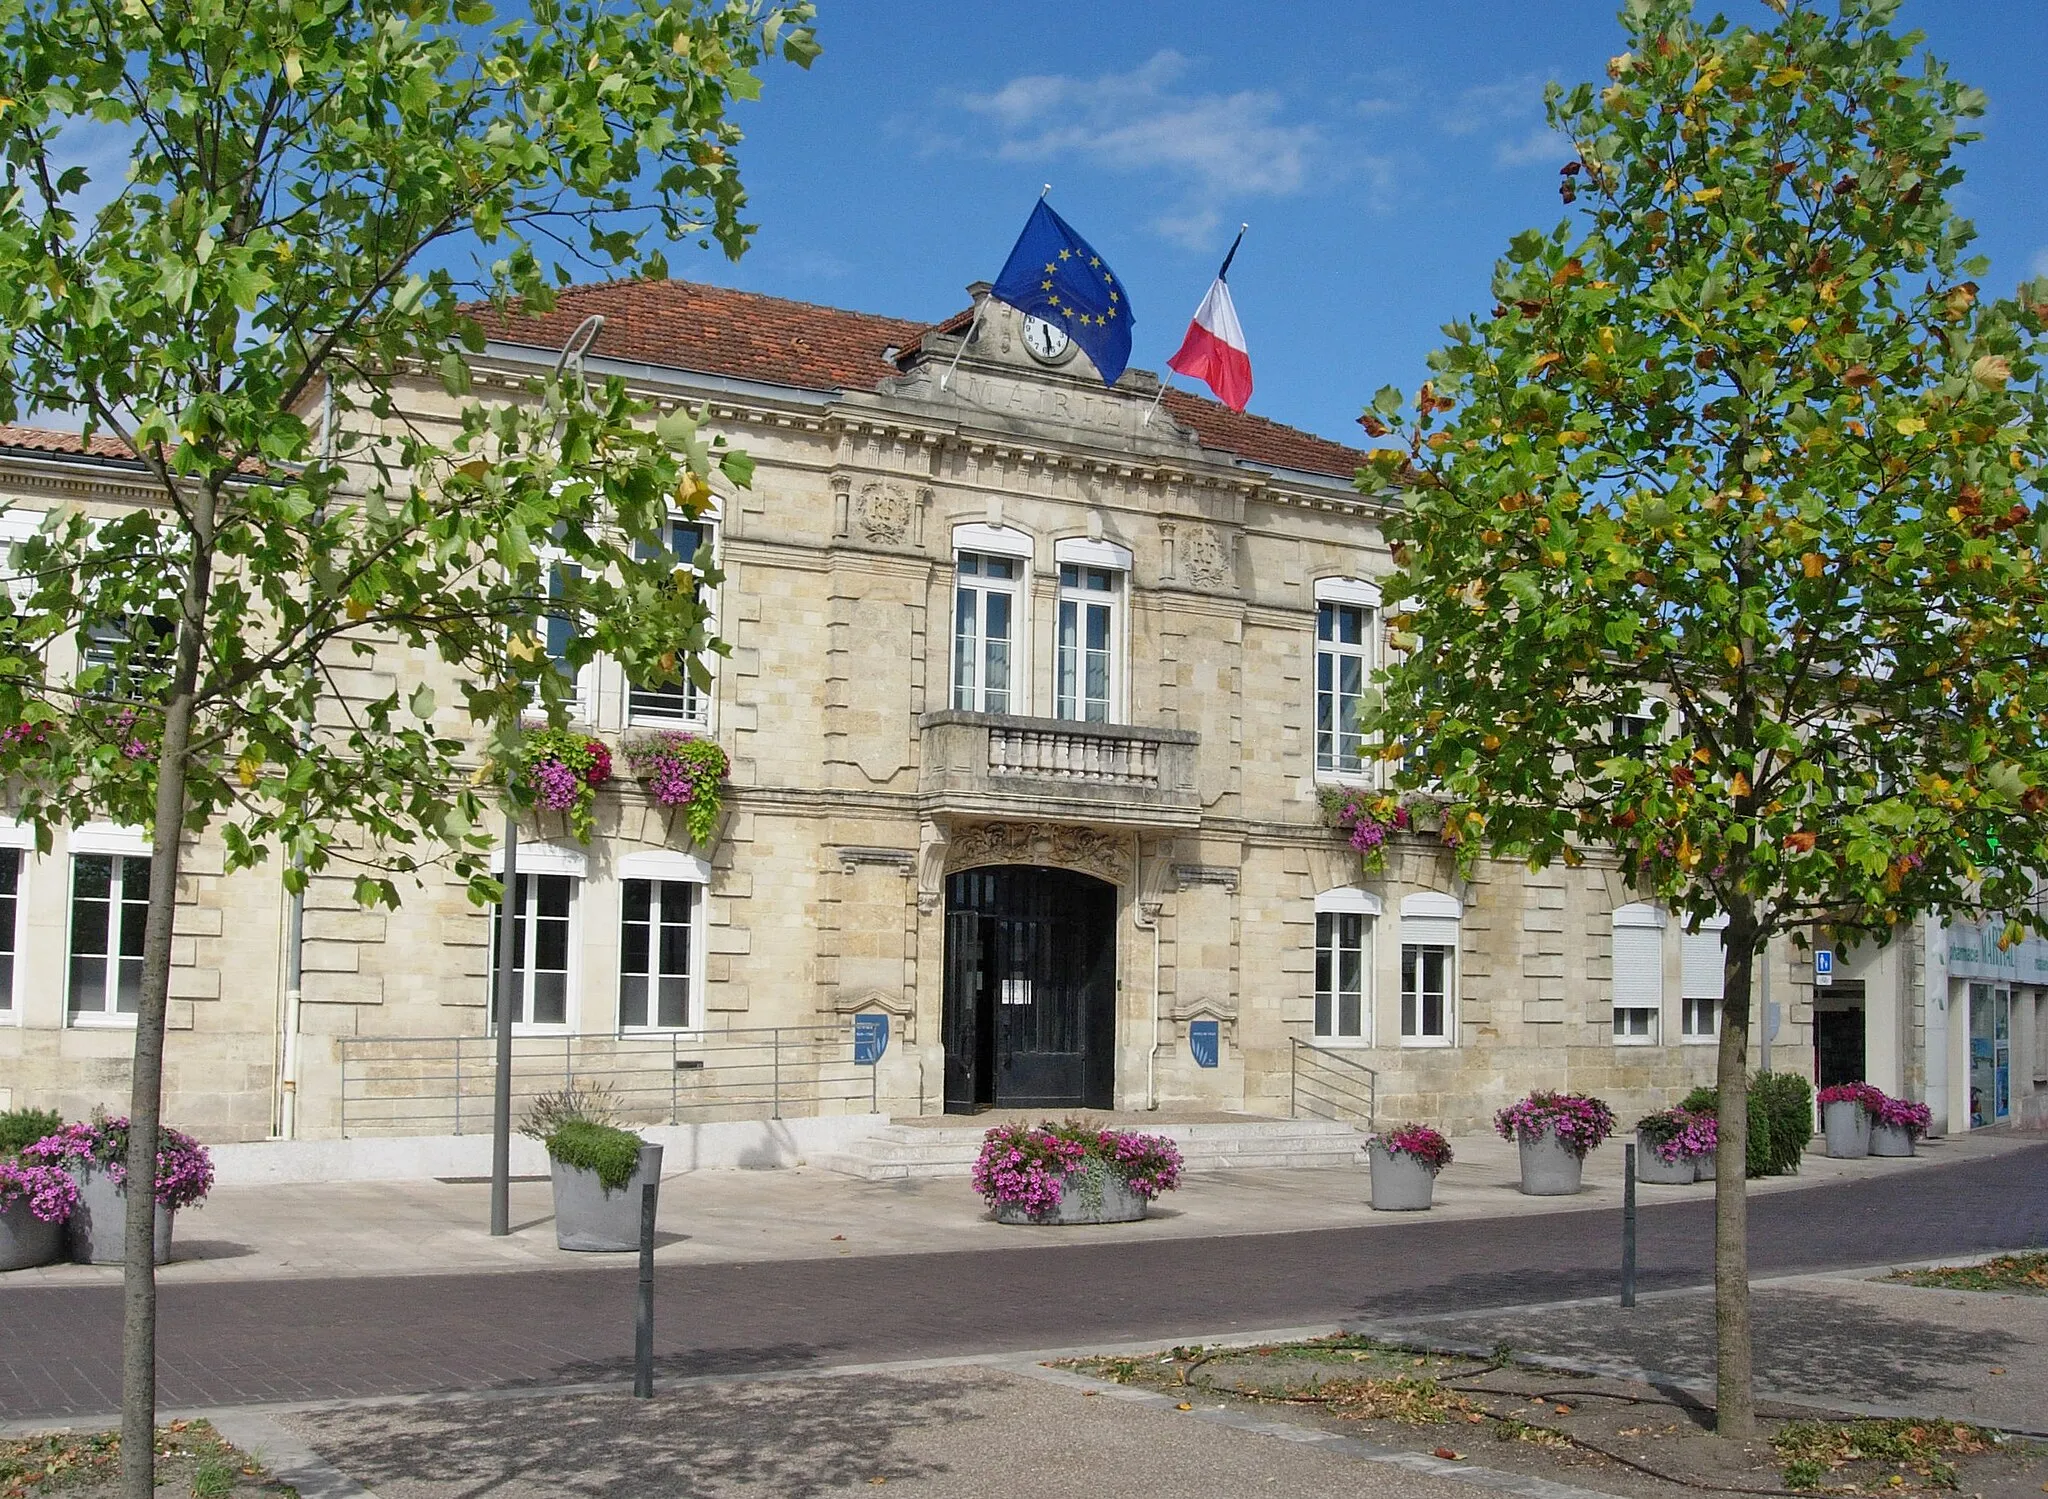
[918,711,1201,830]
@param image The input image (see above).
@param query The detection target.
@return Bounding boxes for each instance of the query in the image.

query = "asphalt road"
[4,1140,2044,1423]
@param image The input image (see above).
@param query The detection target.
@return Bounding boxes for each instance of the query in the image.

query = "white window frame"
[625,508,719,730]
[1053,537,1131,725]
[0,821,30,1020]
[1399,891,1460,1047]
[1313,577,1381,783]
[486,842,585,1033]
[0,508,43,607]
[66,836,153,1027]
[1312,887,1381,1045]
[952,552,1025,715]
[1681,912,1729,1042]
[1611,901,1666,1046]
[529,546,596,721]
[616,850,711,1033]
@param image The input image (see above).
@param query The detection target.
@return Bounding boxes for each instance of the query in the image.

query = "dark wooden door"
[942,865,1116,1112]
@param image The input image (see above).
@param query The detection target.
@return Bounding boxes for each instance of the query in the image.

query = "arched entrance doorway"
[943,865,1117,1112]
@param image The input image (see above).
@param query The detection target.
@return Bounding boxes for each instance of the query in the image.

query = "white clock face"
[1021,314,1073,364]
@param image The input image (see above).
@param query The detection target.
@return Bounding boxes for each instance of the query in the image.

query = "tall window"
[953,552,1020,713]
[620,878,696,1030]
[1316,601,1371,774]
[1315,912,1368,1040]
[1056,563,1119,722]
[488,873,575,1027]
[80,616,173,699]
[1399,893,1459,1045]
[69,853,150,1019]
[1401,946,1451,1042]
[629,515,716,725]
[531,557,583,710]
[0,848,19,1013]
[1612,903,1664,1045]
[1681,917,1727,1040]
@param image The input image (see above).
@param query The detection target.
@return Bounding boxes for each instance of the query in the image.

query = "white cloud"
[1438,73,1549,138]
[959,51,1321,248]
[1495,126,1572,169]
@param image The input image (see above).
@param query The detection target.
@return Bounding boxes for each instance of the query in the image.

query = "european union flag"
[988,200,1135,386]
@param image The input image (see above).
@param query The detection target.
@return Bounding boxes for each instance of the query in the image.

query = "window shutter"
[1681,927,1726,999]
[1613,924,1664,1009]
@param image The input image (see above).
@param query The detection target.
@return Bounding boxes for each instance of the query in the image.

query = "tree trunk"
[121,497,213,1499]
[1712,899,1759,1439]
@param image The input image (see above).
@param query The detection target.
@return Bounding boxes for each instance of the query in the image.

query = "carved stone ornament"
[855,483,915,544]
[944,821,1131,885]
[1180,524,1229,587]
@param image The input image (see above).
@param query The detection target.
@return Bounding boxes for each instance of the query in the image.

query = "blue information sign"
[1814,949,1834,987]
[853,1013,889,1065]
[1189,1019,1219,1069]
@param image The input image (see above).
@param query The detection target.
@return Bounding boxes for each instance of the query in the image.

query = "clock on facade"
[1020,314,1074,365]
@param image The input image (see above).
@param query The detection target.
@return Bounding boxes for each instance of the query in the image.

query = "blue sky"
[684,0,2048,449]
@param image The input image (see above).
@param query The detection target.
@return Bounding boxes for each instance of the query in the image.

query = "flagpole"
[1142,371,1171,428]
[1145,223,1247,427]
[942,185,1053,392]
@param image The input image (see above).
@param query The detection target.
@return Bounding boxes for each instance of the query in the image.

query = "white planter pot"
[992,1173,1148,1226]
[1517,1126,1586,1195]
[1868,1122,1916,1157]
[1822,1101,1872,1159]
[66,1165,174,1266]
[1368,1144,1437,1211]
[1694,1150,1718,1182]
[1633,1135,1696,1185]
[0,1198,65,1270]
[551,1142,664,1252]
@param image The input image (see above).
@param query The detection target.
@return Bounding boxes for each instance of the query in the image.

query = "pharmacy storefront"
[1941,920,2047,1131]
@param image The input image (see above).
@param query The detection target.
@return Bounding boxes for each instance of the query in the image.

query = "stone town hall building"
[0,279,1955,1144]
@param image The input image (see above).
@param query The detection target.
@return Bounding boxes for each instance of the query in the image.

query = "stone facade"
[0,281,1926,1142]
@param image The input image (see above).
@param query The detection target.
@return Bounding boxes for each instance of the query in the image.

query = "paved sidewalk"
[4,1127,2029,1286]
[1363,1267,2048,1434]
[254,1361,1565,1499]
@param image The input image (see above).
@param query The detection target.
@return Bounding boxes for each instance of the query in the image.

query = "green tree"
[0,2,817,1494]
[1361,0,2046,1436]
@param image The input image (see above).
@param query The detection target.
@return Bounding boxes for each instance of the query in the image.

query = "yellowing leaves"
[1892,415,1926,436]
[1766,66,1807,87]
[1800,552,1825,579]
[1729,771,1751,798]
[1530,352,1564,373]
[1686,186,1723,205]
[237,752,263,788]
[346,597,370,621]
[1972,355,2012,388]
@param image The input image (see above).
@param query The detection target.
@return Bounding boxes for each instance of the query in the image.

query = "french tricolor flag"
[1166,228,1252,412]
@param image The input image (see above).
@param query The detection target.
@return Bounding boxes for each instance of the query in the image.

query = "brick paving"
[2,1140,2043,1423]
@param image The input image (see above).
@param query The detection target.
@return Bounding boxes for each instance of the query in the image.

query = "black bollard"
[1621,1142,1637,1308]
[634,1181,656,1398]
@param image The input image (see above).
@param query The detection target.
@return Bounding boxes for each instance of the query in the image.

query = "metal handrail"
[1289,1036,1376,1128]
[336,1024,880,1138]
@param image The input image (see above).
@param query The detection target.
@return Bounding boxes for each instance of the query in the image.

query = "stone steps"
[814,1117,1367,1182]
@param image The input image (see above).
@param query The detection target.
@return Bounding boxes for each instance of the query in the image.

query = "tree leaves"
[1360,0,2048,950]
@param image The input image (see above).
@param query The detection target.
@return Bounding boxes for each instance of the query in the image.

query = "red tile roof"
[476,280,928,393]
[0,423,138,461]
[478,280,1367,481]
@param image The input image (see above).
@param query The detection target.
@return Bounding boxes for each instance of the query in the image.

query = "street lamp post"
[489,313,606,1237]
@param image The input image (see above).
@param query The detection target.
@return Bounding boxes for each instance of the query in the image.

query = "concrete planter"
[1822,1101,1872,1159]
[1868,1122,1917,1157]
[1694,1150,1717,1182]
[1633,1136,1697,1185]
[1517,1128,1586,1196]
[0,1199,65,1271]
[66,1166,174,1266]
[1367,1144,1438,1211]
[551,1142,663,1252]
[992,1173,1148,1226]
